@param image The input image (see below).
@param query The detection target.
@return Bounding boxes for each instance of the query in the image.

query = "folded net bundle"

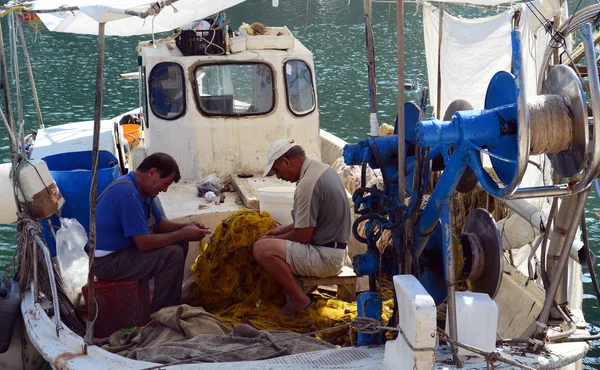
[190,209,393,344]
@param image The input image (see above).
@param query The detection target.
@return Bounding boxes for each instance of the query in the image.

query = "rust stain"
[53,352,85,370]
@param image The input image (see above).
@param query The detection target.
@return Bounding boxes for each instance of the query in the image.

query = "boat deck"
[157,174,293,223]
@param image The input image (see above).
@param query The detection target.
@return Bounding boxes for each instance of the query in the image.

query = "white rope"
[528,94,573,154]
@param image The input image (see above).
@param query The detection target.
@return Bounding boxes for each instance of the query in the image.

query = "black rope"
[522,0,569,52]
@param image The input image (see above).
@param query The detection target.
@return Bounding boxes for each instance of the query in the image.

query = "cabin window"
[284,60,315,116]
[148,63,185,120]
[194,63,274,116]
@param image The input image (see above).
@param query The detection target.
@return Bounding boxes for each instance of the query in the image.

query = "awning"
[31,0,246,36]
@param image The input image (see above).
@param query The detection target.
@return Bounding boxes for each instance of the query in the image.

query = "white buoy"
[16,159,64,219]
[0,163,18,224]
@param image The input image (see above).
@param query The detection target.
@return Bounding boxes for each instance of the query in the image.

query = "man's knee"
[163,244,185,265]
[253,239,266,262]
[253,239,285,263]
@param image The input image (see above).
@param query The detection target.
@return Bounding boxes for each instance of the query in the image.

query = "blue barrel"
[41,150,120,255]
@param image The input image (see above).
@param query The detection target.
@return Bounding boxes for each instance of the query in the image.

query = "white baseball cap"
[263,139,296,176]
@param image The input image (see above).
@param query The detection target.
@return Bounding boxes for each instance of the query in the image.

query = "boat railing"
[21,216,63,337]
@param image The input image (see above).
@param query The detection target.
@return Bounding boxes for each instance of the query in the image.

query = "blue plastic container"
[41,150,120,255]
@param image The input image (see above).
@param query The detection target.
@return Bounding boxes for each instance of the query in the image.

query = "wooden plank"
[300,276,356,287]
[568,28,600,68]
[337,284,357,302]
[298,266,356,286]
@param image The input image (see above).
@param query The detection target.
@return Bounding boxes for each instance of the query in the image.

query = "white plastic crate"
[229,35,247,53]
[240,25,294,50]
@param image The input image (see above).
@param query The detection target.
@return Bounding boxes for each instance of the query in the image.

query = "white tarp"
[423,0,565,117]
[32,0,246,36]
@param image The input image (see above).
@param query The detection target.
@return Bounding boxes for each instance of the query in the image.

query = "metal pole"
[84,22,106,347]
[9,14,24,153]
[33,234,63,336]
[0,21,15,157]
[396,0,406,274]
[435,4,444,119]
[16,17,44,129]
[533,188,589,338]
[545,195,577,318]
[364,0,379,137]
[442,200,461,367]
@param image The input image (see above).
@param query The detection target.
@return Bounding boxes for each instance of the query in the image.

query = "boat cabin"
[138,32,322,181]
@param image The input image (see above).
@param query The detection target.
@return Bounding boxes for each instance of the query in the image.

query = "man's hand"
[188,221,209,230]
[265,227,281,236]
[181,225,211,241]
[265,223,293,237]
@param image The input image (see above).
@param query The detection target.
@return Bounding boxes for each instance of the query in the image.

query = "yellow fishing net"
[190,209,394,344]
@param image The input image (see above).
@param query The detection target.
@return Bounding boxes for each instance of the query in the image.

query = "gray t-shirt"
[293,158,351,245]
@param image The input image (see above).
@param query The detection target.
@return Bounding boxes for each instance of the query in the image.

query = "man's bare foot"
[281,296,313,317]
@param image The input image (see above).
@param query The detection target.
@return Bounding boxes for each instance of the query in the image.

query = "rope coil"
[528,95,573,155]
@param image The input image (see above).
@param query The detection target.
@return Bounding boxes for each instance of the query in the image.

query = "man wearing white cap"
[253,139,351,315]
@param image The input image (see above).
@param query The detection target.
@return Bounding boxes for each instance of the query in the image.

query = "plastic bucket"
[41,150,120,255]
[257,187,295,225]
[122,124,143,148]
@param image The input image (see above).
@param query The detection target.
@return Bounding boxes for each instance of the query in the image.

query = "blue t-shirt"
[96,172,163,252]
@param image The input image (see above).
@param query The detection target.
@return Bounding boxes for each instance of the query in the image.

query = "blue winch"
[344,28,596,346]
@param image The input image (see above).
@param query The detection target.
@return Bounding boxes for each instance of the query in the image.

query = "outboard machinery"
[344,25,600,347]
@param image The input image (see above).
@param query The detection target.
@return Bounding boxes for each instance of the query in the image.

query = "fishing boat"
[0,0,598,368]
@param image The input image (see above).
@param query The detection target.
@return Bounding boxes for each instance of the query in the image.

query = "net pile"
[190,209,393,344]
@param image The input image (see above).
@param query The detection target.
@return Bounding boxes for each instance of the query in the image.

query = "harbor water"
[0,0,599,366]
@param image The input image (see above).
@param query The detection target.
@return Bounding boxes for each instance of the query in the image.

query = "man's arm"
[272,226,314,243]
[265,223,294,237]
[154,219,208,234]
[133,226,210,252]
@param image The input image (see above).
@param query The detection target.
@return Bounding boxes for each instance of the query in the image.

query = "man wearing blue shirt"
[94,153,210,313]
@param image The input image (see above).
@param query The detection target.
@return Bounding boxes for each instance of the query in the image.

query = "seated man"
[94,153,211,313]
[253,139,351,314]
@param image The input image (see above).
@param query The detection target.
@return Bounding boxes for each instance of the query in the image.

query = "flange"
[484,71,519,185]
[461,208,503,298]
[541,65,587,178]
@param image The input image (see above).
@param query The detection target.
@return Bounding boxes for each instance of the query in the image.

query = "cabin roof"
[139,38,313,60]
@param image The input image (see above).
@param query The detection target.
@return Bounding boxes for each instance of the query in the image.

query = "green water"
[0,0,599,366]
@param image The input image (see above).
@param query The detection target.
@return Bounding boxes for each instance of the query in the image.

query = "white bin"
[446,291,498,356]
[257,187,295,225]
[0,163,17,224]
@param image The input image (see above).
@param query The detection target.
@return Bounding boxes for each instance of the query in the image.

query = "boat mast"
[364,0,379,137]
[84,21,106,347]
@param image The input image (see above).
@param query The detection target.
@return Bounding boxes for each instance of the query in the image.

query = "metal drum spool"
[458,208,503,298]
[485,65,587,182]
